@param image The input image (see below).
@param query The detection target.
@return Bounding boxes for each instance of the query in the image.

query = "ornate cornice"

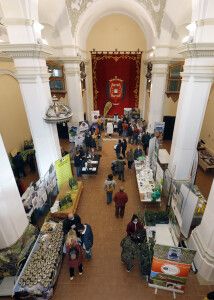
[0,43,53,59]
[179,43,214,58]
[66,0,166,37]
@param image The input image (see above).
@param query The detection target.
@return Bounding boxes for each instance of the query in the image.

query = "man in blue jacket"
[77,223,94,259]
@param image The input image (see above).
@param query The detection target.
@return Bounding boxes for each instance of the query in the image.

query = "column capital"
[181,64,214,82]
[0,43,53,59]
[15,66,50,83]
[2,17,34,26]
[179,43,214,58]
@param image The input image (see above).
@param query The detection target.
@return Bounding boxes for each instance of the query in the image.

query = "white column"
[0,44,62,177]
[63,58,84,125]
[147,62,168,133]
[140,62,147,120]
[188,179,214,281]
[0,135,28,249]
[168,55,214,180]
[0,0,61,177]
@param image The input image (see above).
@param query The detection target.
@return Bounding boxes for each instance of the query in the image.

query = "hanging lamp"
[44,95,73,123]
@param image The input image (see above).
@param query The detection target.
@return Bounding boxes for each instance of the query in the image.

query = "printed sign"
[55,154,72,191]
[150,244,196,292]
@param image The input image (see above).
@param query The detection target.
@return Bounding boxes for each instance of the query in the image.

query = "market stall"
[49,181,83,219]
[81,154,100,175]
[13,221,64,300]
[135,158,161,204]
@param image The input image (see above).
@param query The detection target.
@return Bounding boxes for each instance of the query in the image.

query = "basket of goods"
[69,177,78,190]
[59,194,72,210]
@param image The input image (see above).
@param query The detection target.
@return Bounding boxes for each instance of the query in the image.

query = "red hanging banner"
[91,52,142,116]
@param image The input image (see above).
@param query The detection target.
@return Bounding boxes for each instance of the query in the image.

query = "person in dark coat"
[142,132,151,155]
[66,230,84,280]
[63,213,82,235]
[117,119,123,136]
[116,156,126,181]
[134,146,143,160]
[12,152,25,178]
[127,123,133,144]
[115,139,122,159]
[121,139,127,158]
[74,151,82,177]
[76,223,94,259]
[113,186,128,218]
[126,214,144,236]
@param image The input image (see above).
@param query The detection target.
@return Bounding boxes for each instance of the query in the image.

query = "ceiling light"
[152,46,156,50]
[44,95,73,124]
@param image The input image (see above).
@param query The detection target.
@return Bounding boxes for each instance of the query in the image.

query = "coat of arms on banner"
[107,76,125,106]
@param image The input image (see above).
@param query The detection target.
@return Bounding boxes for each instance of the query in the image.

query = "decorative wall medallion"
[66,0,166,37]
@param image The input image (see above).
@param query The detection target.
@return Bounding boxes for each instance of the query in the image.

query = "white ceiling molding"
[66,0,166,37]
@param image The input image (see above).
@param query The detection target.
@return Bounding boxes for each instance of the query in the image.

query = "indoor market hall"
[0,1,214,300]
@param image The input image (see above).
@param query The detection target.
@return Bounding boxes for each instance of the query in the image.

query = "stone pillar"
[147,62,168,133]
[0,135,28,249]
[140,62,147,120]
[168,49,214,180]
[63,57,84,125]
[0,44,62,177]
[0,1,61,177]
[188,179,214,281]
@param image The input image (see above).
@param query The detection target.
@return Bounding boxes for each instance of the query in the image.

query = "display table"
[135,159,161,204]
[158,149,170,164]
[198,148,214,171]
[81,154,100,175]
[50,181,83,219]
[13,222,64,299]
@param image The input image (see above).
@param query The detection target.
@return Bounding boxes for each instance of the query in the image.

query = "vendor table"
[135,159,161,204]
[81,154,100,175]
[13,222,64,299]
[50,181,83,219]
[158,149,170,165]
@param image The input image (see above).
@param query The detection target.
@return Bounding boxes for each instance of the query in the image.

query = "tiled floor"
[1,138,214,300]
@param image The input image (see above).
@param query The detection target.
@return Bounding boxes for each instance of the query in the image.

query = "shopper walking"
[115,139,122,159]
[104,174,116,204]
[126,149,134,169]
[121,139,127,158]
[66,230,84,280]
[127,123,133,144]
[113,186,128,218]
[76,223,94,259]
[116,156,126,181]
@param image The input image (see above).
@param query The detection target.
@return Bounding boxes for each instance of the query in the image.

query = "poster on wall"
[149,244,196,293]
[55,154,72,191]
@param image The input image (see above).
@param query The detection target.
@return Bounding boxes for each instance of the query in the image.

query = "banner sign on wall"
[91,53,141,116]
[150,244,196,293]
[55,154,72,191]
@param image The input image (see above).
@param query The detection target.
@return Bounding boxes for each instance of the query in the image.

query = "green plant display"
[144,210,169,226]
[69,177,78,190]
[59,194,72,210]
